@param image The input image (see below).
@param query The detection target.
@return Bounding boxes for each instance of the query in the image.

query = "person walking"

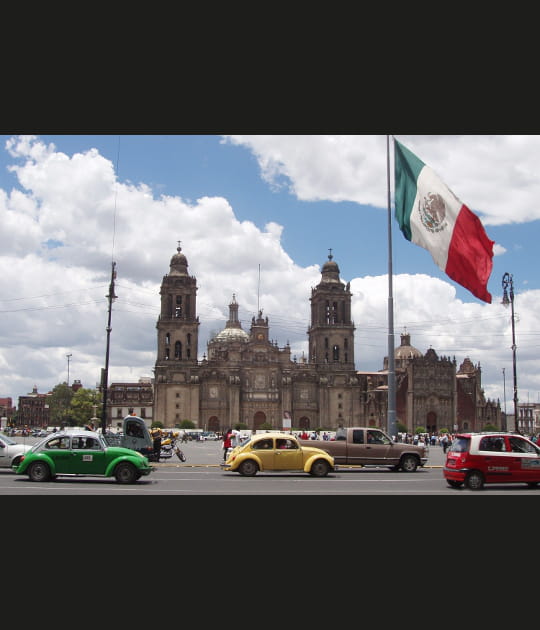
[222,428,232,461]
[152,429,162,462]
[441,433,449,454]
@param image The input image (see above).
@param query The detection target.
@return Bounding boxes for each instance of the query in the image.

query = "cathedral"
[153,244,501,434]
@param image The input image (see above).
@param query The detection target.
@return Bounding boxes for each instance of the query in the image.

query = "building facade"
[153,244,502,434]
[107,378,154,428]
[17,386,51,428]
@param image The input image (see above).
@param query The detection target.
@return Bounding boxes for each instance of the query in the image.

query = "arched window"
[175,341,182,359]
[165,333,170,345]
[175,295,183,318]
[333,344,339,361]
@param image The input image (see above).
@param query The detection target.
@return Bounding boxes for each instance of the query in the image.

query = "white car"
[0,432,33,469]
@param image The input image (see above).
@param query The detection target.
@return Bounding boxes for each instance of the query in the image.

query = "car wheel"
[238,459,258,476]
[310,459,330,477]
[400,455,419,472]
[447,480,463,488]
[465,470,485,490]
[12,455,23,467]
[114,462,138,484]
[28,461,51,482]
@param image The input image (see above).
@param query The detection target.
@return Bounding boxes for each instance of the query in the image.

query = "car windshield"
[450,437,470,453]
[0,433,17,445]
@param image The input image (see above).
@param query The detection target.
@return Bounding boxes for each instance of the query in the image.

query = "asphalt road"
[3,438,540,494]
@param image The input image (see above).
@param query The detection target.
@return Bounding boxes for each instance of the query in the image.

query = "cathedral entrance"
[426,411,437,434]
[208,416,219,432]
[298,416,310,430]
[253,411,267,430]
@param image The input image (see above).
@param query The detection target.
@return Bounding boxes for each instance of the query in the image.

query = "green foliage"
[48,383,75,424]
[259,422,273,430]
[69,388,101,426]
[415,426,426,434]
[152,421,164,429]
[235,422,248,430]
[179,419,195,429]
[484,423,499,431]
[439,427,449,434]
[397,422,408,433]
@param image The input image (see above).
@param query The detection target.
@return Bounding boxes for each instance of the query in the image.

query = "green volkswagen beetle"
[13,430,153,484]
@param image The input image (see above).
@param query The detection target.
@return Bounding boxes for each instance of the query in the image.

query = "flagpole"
[387,135,397,439]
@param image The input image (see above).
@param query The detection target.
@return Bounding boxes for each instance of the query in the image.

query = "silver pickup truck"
[299,427,428,472]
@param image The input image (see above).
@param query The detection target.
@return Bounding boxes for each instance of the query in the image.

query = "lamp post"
[502,367,507,431]
[502,273,518,433]
[101,261,117,434]
[66,353,72,387]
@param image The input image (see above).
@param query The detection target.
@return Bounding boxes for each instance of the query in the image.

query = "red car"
[444,432,540,490]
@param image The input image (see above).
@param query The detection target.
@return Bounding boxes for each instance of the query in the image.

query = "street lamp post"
[101,261,117,434]
[502,273,518,433]
[66,353,72,387]
[502,367,507,431]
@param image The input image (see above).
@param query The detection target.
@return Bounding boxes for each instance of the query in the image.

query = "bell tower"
[308,250,355,367]
[155,242,199,365]
[153,243,201,427]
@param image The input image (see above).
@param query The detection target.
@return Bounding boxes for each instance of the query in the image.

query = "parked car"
[444,431,540,490]
[221,431,336,477]
[13,429,154,484]
[0,432,33,469]
[201,431,219,441]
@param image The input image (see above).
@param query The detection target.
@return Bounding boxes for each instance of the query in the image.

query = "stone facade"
[153,245,501,434]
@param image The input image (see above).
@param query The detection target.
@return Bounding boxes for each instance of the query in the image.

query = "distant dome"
[395,333,422,360]
[211,294,249,344]
[213,327,249,342]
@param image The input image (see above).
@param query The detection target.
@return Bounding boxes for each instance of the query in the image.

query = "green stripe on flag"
[394,138,425,241]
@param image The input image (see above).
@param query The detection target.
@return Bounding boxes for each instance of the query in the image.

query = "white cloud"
[1,134,539,416]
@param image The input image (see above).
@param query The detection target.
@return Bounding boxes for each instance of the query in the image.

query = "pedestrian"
[441,433,449,454]
[152,429,162,461]
[222,428,232,461]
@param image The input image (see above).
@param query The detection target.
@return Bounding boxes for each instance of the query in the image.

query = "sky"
[0,134,539,415]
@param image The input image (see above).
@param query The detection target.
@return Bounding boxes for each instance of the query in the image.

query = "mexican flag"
[394,138,494,303]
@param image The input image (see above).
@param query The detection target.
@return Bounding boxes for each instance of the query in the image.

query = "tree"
[69,388,102,426]
[48,383,75,426]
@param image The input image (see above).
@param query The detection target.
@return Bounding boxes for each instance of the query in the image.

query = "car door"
[43,435,74,474]
[250,437,275,469]
[507,436,540,483]
[362,429,393,466]
[0,436,10,467]
[273,437,303,470]
[66,436,107,475]
[476,436,514,483]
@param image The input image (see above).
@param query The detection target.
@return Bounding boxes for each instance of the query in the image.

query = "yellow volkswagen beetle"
[221,432,336,477]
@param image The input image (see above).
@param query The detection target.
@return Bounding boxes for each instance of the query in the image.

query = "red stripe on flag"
[445,205,494,303]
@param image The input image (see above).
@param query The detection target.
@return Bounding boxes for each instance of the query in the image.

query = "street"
[3,437,540,494]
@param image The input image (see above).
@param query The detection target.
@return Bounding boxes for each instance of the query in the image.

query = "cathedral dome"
[395,332,422,360]
[213,327,249,342]
[211,294,249,344]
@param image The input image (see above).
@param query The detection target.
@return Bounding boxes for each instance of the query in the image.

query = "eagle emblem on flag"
[418,192,447,234]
